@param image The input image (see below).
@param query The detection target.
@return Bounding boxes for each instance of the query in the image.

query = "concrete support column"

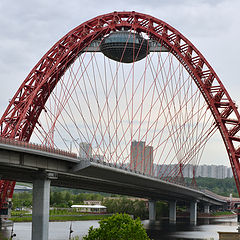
[190,201,197,225]
[169,200,176,223]
[149,200,156,221]
[32,177,51,240]
[204,204,210,214]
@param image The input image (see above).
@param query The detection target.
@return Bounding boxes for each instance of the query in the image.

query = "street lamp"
[63,137,80,154]
[63,138,73,152]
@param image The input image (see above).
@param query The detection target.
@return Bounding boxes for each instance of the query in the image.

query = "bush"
[83,213,150,240]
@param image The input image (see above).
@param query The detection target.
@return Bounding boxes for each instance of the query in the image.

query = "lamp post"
[64,137,80,155]
[73,138,80,157]
[63,138,72,152]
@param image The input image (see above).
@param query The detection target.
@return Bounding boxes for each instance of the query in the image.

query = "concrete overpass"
[0,137,228,239]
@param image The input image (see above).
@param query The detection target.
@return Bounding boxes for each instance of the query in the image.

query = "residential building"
[79,142,92,159]
[130,141,153,175]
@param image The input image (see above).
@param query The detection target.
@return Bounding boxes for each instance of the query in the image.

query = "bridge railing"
[89,157,202,190]
[201,188,227,201]
[0,136,77,159]
[0,137,225,197]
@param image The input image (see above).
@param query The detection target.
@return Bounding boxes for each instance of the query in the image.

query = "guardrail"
[201,189,228,201]
[89,157,202,190]
[0,137,231,202]
[0,136,77,159]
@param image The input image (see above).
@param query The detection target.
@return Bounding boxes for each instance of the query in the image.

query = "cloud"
[0,0,239,166]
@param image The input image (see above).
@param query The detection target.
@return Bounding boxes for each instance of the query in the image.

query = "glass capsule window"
[103,32,142,44]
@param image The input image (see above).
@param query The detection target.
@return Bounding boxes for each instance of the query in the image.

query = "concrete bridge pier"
[190,201,197,225]
[169,200,176,223]
[32,176,51,240]
[149,200,156,221]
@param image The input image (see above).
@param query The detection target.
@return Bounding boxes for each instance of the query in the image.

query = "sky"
[0,0,240,166]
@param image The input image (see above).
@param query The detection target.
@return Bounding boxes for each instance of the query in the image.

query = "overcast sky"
[0,0,239,166]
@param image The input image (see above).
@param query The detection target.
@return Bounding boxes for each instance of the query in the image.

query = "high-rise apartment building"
[130,141,145,173]
[130,141,153,175]
[79,142,92,159]
[144,145,153,175]
[153,163,233,179]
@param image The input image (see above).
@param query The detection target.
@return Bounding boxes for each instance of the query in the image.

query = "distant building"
[227,167,233,178]
[211,165,218,178]
[84,200,101,205]
[154,164,173,178]
[153,163,233,179]
[130,141,145,173]
[201,165,209,178]
[71,204,106,213]
[144,146,153,175]
[130,141,153,175]
[79,142,92,159]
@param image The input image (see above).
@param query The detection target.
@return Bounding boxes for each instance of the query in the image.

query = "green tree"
[156,201,168,218]
[83,213,150,240]
[50,191,64,206]
[12,192,32,209]
[103,198,150,219]
[185,177,238,197]
[133,200,148,219]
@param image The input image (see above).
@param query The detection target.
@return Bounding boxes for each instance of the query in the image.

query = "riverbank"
[10,210,235,223]
[194,210,237,219]
[175,211,236,219]
[10,214,112,222]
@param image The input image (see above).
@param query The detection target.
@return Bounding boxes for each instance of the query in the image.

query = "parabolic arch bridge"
[0,11,240,240]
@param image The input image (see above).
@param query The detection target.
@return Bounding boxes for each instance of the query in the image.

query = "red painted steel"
[0,11,240,211]
[0,180,15,211]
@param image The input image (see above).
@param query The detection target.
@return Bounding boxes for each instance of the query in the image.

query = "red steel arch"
[1,11,240,209]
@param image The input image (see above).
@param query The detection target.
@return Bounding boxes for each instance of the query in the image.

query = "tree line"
[185,177,238,197]
[12,177,238,219]
[12,190,104,209]
[12,190,169,219]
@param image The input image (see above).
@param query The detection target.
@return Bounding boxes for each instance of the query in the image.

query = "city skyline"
[154,164,233,179]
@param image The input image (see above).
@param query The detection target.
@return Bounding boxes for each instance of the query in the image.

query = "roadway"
[0,138,227,206]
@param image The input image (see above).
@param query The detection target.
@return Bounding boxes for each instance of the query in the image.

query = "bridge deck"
[0,140,227,205]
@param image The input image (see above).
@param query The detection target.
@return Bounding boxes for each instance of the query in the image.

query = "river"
[0,216,238,240]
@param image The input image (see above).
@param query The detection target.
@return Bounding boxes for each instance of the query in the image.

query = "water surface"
[0,216,238,240]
